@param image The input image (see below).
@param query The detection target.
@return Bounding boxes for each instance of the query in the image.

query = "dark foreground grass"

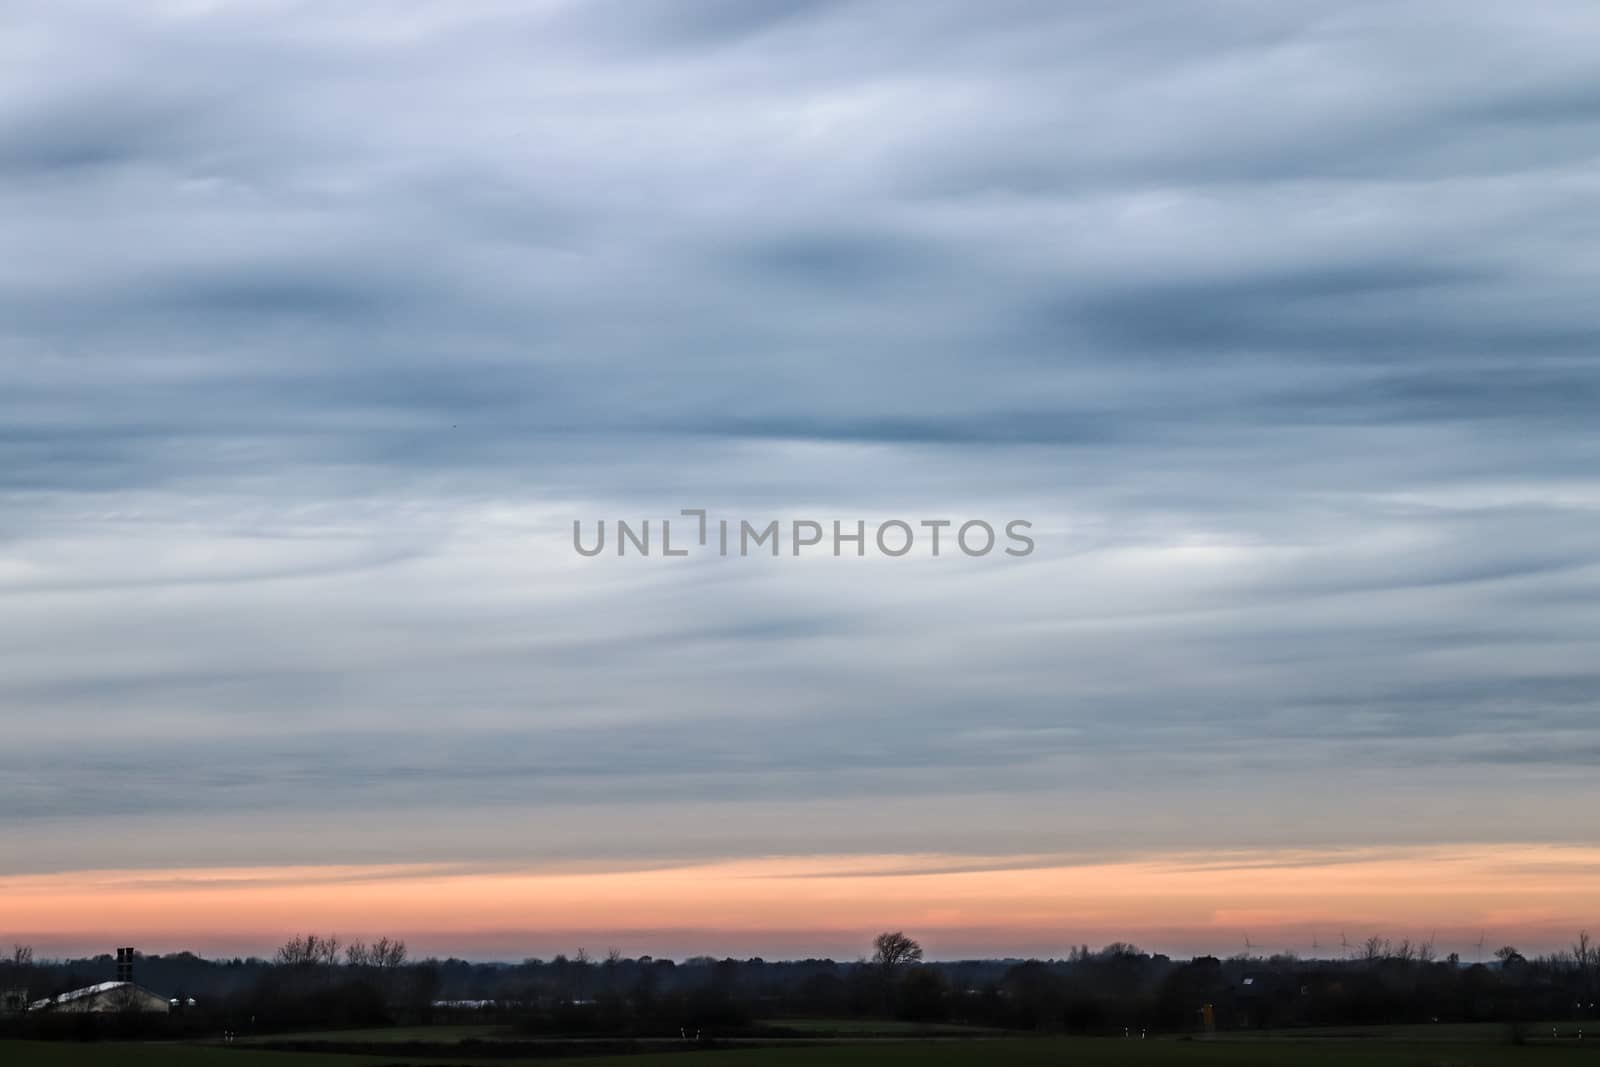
[5,1034,1599,1067]
[0,1042,412,1067]
[560,1036,1600,1067]
[234,1025,514,1045]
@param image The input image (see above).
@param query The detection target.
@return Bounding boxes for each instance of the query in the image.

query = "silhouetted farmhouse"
[28,947,170,1014]
[28,980,170,1014]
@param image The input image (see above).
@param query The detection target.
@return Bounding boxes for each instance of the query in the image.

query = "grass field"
[556,1039,1600,1066]
[5,1030,1600,1067]
[1224,1021,1594,1044]
[234,1024,512,1044]
[0,1043,407,1067]
[231,1019,998,1042]
[760,1017,1000,1034]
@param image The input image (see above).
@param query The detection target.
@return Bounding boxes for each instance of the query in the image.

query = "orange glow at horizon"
[7,844,1598,957]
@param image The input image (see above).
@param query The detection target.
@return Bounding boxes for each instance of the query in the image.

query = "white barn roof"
[29,981,167,1013]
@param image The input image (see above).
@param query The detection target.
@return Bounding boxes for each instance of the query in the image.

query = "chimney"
[116,947,135,984]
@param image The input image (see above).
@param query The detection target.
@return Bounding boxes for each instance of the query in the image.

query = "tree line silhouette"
[2,930,1595,1041]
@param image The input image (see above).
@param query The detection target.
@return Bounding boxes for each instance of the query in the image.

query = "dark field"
[4,1023,1598,1067]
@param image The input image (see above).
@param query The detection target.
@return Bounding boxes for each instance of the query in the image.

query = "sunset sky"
[7,846,1600,961]
[4,0,1600,961]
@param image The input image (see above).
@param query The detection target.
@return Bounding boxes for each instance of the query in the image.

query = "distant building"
[29,980,171,1014]
[29,947,170,1015]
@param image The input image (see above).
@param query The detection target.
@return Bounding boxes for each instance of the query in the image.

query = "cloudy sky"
[4,0,1600,959]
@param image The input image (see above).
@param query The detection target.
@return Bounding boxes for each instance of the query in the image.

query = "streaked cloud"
[2,0,1599,956]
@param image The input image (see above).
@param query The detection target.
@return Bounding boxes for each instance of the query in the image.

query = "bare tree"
[344,936,405,968]
[872,931,924,970]
[10,944,32,968]
[275,935,315,966]
[1361,936,1388,963]
[371,936,407,969]
[275,934,341,967]
[1574,930,1593,972]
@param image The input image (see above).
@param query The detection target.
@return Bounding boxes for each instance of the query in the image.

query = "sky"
[3,0,1600,961]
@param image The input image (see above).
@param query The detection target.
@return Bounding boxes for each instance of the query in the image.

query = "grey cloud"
[1062,263,1589,361]
[557,0,852,52]
[1,0,1599,884]
[668,412,1127,446]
